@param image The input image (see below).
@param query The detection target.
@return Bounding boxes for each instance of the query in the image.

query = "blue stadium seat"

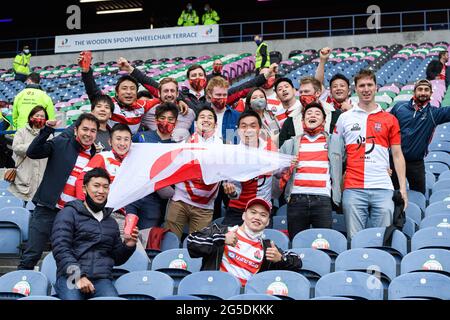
[420,214,450,229]
[411,227,450,251]
[405,202,422,225]
[262,229,290,251]
[292,229,347,259]
[272,216,288,233]
[18,296,60,300]
[425,201,450,217]
[388,272,450,300]
[351,227,408,260]
[425,151,450,166]
[0,196,24,208]
[114,246,149,278]
[315,271,383,300]
[157,295,203,300]
[310,296,354,300]
[0,189,14,197]
[227,293,281,300]
[401,249,450,275]
[0,207,30,241]
[431,179,450,194]
[0,271,49,299]
[288,248,331,285]
[426,162,449,175]
[145,231,180,259]
[244,270,310,300]
[177,271,241,300]
[150,249,202,285]
[402,217,417,239]
[40,253,57,295]
[429,189,450,204]
[439,170,450,181]
[115,271,174,300]
[276,204,287,216]
[89,297,128,300]
[335,248,397,284]
[407,190,426,213]
[331,212,347,235]
[0,181,10,189]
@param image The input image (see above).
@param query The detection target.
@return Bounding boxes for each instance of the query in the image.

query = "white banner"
[55,25,219,53]
[106,143,293,211]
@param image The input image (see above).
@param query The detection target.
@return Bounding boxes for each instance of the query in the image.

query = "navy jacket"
[27,126,96,209]
[426,59,450,88]
[51,200,136,280]
[391,99,450,161]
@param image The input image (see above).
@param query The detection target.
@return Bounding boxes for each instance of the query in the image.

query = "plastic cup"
[124,214,139,236]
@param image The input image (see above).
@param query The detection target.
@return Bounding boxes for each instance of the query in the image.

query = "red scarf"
[326,95,342,110]
[302,122,325,136]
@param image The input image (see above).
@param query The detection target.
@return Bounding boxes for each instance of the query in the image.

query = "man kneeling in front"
[51,167,138,300]
[187,197,301,286]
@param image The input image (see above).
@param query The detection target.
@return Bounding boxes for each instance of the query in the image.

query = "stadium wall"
[0,30,449,70]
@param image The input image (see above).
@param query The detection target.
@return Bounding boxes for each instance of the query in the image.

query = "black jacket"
[27,126,96,208]
[426,59,450,88]
[51,200,136,280]
[187,223,302,272]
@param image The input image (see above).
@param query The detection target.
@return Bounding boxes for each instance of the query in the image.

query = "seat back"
[115,271,174,299]
[177,271,241,300]
[388,272,450,299]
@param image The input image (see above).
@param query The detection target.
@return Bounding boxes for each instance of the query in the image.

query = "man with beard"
[390,79,450,195]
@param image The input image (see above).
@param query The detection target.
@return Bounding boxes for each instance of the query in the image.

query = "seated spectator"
[187,197,301,286]
[51,168,137,300]
[60,94,114,152]
[8,106,50,203]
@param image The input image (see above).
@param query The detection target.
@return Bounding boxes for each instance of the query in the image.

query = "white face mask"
[23,49,30,54]
[243,224,264,241]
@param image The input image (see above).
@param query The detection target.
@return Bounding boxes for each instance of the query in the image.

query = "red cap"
[245,197,272,214]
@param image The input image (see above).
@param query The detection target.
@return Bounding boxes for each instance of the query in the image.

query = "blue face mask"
[255,40,262,46]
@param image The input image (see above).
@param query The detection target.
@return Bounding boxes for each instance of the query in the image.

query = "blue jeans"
[55,276,118,300]
[342,189,394,239]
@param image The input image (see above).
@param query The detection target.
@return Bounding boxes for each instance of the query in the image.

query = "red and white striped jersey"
[171,132,222,210]
[75,151,124,200]
[273,100,301,127]
[334,104,401,190]
[228,138,278,210]
[220,227,264,286]
[108,98,159,134]
[292,134,331,197]
[57,149,92,209]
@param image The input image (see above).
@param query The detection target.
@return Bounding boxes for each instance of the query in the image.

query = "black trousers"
[287,194,332,240]
[391,159,426,195]
[18,205,58,270]
[222,206,244,227]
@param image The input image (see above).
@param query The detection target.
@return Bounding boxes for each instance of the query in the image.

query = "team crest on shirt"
[374,122,382,132]
[254,250,262,261]
[323,143,328,150]
[351,123,361,131]
[271,106,278,113]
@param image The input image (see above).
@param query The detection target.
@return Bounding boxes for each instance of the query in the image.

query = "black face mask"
[85,192,107,213]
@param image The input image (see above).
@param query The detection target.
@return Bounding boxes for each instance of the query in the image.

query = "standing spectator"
[177,3,199,26]
[202,3,220,25]
[273,77,300,130]
[132,103,178,143]
[222,110,278,226]
[426,50,449,88]
[17,113,99,270]
[206,59,227,81]
[244,88,280,146]
[254,35,270,73]
[60,94,114,153]
[187,197,301,286]
[12,72,55,130]
[278,77,335,148]
[13,46,31,82]
[8,106,49,203]
[166,106,222,238]
[51,168,137,300]
[390,79,450,195]
[280,102,344,239]
[334,69,408,239]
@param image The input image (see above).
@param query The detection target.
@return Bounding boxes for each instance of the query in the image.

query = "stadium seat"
[405,202,422,225]
[388,272,450,300]
[262,229,290,250]
[0,189,14,197]
[0,207,30,257]
[150,249,202,285]
[420,214,450,229]
[411,227,450,251]
[426,162,449,175]
[315,271,383,300]
[439,170,450,181]
[0,207,30,241]
[407,190,426,213]
[310,296,354,300]
[114,271,174,300]
[402,217,417,239]
[177,271,241,300]
[0,196,24,208]
[89,297,127,300]
[276,204,287,216]
[425,152,450,166]
[429,189,450,204]
[335,248,397,284]
[351,227,407,260]
[157,295,203,300]
[227,293,281,300]
[401,249,450,275]
[272,216,288,234]
[145,231,180,259]
[114,246,150,278]
[292,229,347,259]
[331,212,347,235]
[40,253,57,295]
[0,181,9,189]
[18,296,60,300]
[288,248,331,285]
[424,201,450,217]
[431,179,450,194]
[244,270,310,300]
[0,271,49,299]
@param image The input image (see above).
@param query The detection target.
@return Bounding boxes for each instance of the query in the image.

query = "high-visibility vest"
[255,42,270,69]
[13,53,31,75]
[177,10,199,26]
[202,10,220,25]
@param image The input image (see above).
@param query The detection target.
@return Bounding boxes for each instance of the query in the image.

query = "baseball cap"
[414,79,432,91]
[245,197,272,214]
